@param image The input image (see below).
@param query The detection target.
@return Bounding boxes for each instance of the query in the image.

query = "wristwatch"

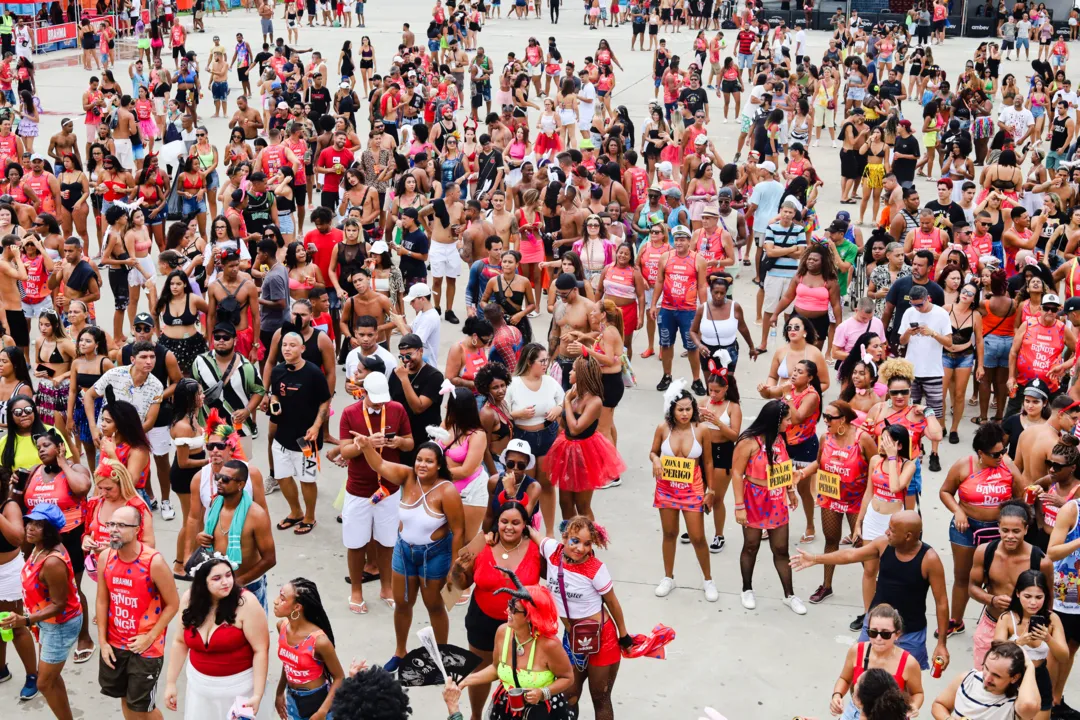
[924,408,936,418]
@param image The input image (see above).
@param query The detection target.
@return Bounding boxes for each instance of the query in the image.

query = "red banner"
[34,22,76,45]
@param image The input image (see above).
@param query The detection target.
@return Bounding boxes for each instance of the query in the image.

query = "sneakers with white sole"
[159,500,176,521]
[264,476,280,495]
[655,577,675,597]
[784,595,808,615]
[703,580,719,602]
[709,535,725,553]
[740,590,756,609]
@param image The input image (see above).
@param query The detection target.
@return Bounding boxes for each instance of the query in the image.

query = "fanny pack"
[556,545,603,658]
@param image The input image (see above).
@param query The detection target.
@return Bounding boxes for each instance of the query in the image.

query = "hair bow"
[855,387,868,396]
[439,379,455,396]
[860,346,873,365]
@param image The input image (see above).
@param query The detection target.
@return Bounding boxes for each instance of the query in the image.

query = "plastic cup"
[507,688,526,711]
[0,612,13,642]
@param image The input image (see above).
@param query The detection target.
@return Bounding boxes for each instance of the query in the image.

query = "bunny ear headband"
[426,425,452,446]
[709,349,733,377]
[439,378,455,396]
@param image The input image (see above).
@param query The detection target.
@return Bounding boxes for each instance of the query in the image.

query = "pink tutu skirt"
[547,431,625,492]
[138,119,158,140]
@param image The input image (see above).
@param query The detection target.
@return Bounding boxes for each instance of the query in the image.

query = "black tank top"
[870,542,931,633]
[1052,114,1071,152]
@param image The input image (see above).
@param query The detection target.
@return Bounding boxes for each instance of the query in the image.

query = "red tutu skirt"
[547,431,625,492]
[535,131,563,156]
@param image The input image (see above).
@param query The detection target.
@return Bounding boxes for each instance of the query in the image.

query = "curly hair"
[878,358,914,387]
[330,666,412,720]
[562,514,609,550]
[474,361,511,399]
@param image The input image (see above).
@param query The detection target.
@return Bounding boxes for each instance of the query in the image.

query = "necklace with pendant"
[498,538,522,560]
[515,633,536,656]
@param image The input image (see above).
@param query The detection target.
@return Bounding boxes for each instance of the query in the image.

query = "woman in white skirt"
[164,554,270,719]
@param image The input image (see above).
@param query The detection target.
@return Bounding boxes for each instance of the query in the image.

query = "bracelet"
[733,503,745,510]
[543,687,552,702]
[832,692,843,698]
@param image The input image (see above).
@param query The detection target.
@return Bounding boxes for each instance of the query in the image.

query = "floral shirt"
[869,263,911,317]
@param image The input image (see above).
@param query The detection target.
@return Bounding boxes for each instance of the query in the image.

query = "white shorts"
[114,138,135,172]
[527,62,541,78]
[460,472,489,507]
[147,425,174,456]
[763,274,791,314]
[128,255,156,287]
[341,488,400,548]
[152,97,165,115]
[429,240,462,278]
[272,440,318,483]
[22,295,53,318]
[0,553,24,601]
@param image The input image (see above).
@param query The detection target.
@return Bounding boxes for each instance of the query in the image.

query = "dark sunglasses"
[1050,460,1073,471]
[207,442,228,451]
[889,389,910,396]
[212,333,233,342]
[984,449,1005,459]
[505,459,529,471]
[866,628,896,640]
[821,413,841,423]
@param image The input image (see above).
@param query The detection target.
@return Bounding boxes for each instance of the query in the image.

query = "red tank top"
[116,442,149,490]
[851,642,911,691]
[1006,229,1033,278]
[603,263,636,299]
[474,543,542,618]
[184,623,255,676]
[22,546,82,625]
[84,495,148,548]
[102,543,166,657]
[784,387,819,446]
[746,436,790,481]
[262,144,289,176]
[871,458,907,503]
[661,252,699,311]
[20,254,48,303]
[26,172,54,214]
[284,138,308,185]
[461,343,487,382]
[24,467,85,533]
[626,167,647,212]
[696,228,726,266]
[1017,317,1066,391]
[278,621,327,685]
[820,430,869,506]
[0,134,19,168]
[134,99,153,122]
[639,241,666,286]
[1043,483,1080,527]
[913,227,943,254]
[872,408,928,459]
[958,456,1014,508]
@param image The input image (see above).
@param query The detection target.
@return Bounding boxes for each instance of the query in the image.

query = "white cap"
[499,438,536,470]
[694,134,708,145]
[339,81,350,89]
[405,282,433,302]
[363,372,392,404]
[369,240,389,255]
[657,161,673,176]
[1043,293,1063,307]
[276,101,289,109]
[759,160,777,175]
[671,224,692,238]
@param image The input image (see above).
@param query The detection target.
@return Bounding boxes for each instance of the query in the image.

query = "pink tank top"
[794,282,830,312]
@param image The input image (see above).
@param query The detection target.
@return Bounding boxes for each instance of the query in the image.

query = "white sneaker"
[740,590,756,609]
[264,476,280,495]
[703,580,719,602]
[527,310,540,318]
[655,577,675,597]
[812,138,820,147]
[832,139,840,148]
[784,595,808,615]
[159,500,176,521]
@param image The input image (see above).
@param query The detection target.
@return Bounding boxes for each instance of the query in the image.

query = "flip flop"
[276,516,303,531]
[800,531,816,544]
[349,600,368,615]
[971,416,987,425]
[640,348,655,359]
[294,521,317,535]
[383,597,396,609]
[362,571,380,584]
[840,534,854,546]
[456,588,473,606]
[73,645,96,664]
[967,396,979,407]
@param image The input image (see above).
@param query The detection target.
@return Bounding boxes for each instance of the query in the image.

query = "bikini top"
[38,341,64,365]
[496,628,555,690]
[661,429,702,459]
[163,294,199,326]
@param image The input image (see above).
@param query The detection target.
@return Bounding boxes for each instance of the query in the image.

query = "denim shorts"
[182,197,207,215]
[942,350,975,370]
[278,212,295,235]
[658,308,696,350]
[737,52,753,69]
[909,456,922,497]
[392,532,453,600]
[514,420,560,457]
[38,613,82,664]
[983,334,1012,369]
[948,515,1000,548]
[1017,37,1030,49]
[245,575,268,612]
[211,81,229,101]
[858,613,929,670]
[285,683,331,720]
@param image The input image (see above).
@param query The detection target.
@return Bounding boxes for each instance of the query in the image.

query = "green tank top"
[496,629,555,690]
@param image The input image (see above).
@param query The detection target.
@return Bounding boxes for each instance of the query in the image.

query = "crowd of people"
[4,0,1080,718]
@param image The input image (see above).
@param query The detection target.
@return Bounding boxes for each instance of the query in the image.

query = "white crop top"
[540,537,613,619]
[507,375,566,429]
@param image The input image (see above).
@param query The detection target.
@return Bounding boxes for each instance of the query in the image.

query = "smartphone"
[269,398,282,415]
[1030,614,1049,631]
[910,322,921,329]
[384,432,397,441]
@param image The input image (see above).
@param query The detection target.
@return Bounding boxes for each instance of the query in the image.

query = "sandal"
[383,597,396,609]
[294,521,317,535]
[971,416,987,425]
[967,396,978,407]
[800,531,816,544]
[349,600,368,615]
[640,348,655,359]
[276,516,303,531]
[840,534,854,546]
[73,645,96,664]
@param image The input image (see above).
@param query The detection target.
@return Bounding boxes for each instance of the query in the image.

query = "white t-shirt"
[507,375,565,429]
[1017,20,1032,38]
[344,344,398,380]
[742,85,766,119]
[794,29,807,56]
[412,308,441,367]
[999,106,1035,140]
[899,305,951,377]
[539,537,613,619]
[577,82,596,129]
[1054,89,1079,122]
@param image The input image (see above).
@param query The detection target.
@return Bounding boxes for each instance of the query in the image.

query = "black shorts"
[795,311,830,343]
[99,648,165,713]
[320,189,339,209]
[1058,611,1080,645]
[633,22,645,34]
[721,79,740,94]
[62,524,86,575]
[601,371,624,409]
[660,7,670,20]
[840,148,866,181]
[4,309,28,348]
[109,268,131,311]
[465,596,503,651]
[172,44,186,60]
[932,19,945,32]
[238,66,249,82]
[712,440,734,471]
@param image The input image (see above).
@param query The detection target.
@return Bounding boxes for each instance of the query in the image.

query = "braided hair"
[289,577,335,646]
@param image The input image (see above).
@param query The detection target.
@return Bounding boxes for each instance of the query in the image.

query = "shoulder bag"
[555,544,603,658]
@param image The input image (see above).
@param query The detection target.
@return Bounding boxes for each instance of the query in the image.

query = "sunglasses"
[207,442,228,451]
[866,629,896,640]
[821,413,841,423]
[212,333,233,342]
[1050,460,1073,471]
[10,407,33,418]
[505,459,529,470]
[889,389,910,397]
[984,449,1005,459]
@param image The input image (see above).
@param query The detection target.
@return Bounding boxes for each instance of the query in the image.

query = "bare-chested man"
[208,51,230,118]
[485,112,513,150]
[1016,394,1080,483]
[112,95,138,173]
[47,237,100,324]
[340,268,394,346]
[556,186,588,254]
[47,119,81,169]
[418,182,466,323]
[0,235,26,355]
[551,272,597,389]
[206,249,261,361]
[489,189,520,252]
[510,162,540,210]
[594,165,630,216]
[229,95,264,141]
[402,23,415,48]
[462,200,495,264]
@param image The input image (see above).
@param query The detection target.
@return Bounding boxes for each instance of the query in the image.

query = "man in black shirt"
[476,134,504,198]
[307,73,332,122]
[396,207,430,288]
[924,178,967,235]
[892,119,920,189]
[878,67,906,103]
[387,333,444,466]
[677,74,709,125]
[252,43,272,75]
[267,331,332,535]
[881,250,946,342]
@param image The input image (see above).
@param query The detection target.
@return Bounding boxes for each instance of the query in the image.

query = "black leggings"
[550,1,559,22]
[740,524,794,595]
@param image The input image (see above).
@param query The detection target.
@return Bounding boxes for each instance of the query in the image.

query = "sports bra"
[443,432,484,493]
[398,480,451,545]
[164,294,199,326]
[958,456,1014,508]
[288,273,315,291]
[496,627,555,691]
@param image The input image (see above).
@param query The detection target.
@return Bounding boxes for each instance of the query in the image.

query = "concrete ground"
[5,5,1078,719]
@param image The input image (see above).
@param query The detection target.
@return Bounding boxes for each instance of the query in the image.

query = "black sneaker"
[656,374,672,391]
[691,379,707,397]
[928,452,942,472]
[709,535,725,553]
[445,310,460,324]
[948,431,959,444]
[679,532,691,544]
[733,152,741,163]
[1051,699,1080,719]
[849,614,865,632]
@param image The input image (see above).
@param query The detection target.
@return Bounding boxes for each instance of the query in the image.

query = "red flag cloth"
[620,624,675,660]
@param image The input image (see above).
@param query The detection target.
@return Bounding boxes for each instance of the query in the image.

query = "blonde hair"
[93,458,138,501]
[879,358,914,387]
[601,298,624,339]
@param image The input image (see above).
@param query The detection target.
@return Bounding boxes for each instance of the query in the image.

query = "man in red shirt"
[736,27,758,81]
[337,371,413,611]
[303,207,343,293]
[315,131,354,209]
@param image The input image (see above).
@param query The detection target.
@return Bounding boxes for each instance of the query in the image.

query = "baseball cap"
[24,503,65,531]
[405,283,432,302]
[398,333,424,350]
[363,372,392,404]
[29,153,43,162]
[1064,297,1080,313]
[835,210,852,223]
[554,273,578,291]
[133,312,154,328]
[276,102,289,110]
[718,187,734,199]
[213,321,237,338]
[339,81,350,89]
[370,240,389,255]
[663,187,682,198]
[827,220,848,234]
[694,135,708,146]
[657,161,673,176]
[401,207,420,221]
[759,160,777,175]
[899,119,912,129]
[1043,293,1063,308]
